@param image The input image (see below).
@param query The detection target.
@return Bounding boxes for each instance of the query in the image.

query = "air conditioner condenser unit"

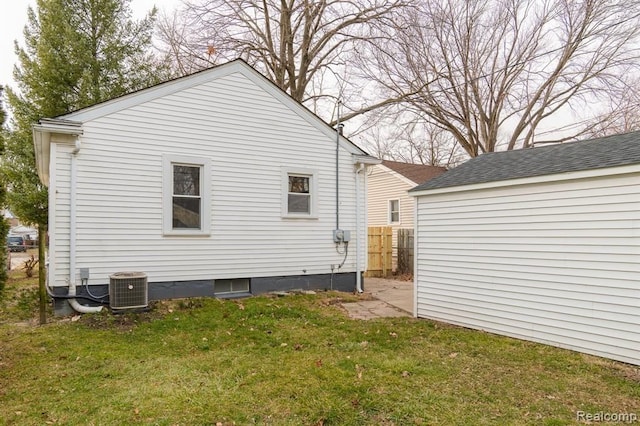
[109,272,148,310]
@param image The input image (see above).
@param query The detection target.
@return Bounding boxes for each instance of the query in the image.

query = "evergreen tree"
[3,0,171,321]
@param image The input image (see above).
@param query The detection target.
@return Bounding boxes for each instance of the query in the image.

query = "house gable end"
[61,60,366,156]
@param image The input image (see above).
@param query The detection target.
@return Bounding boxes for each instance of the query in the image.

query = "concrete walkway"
[341,277,414,320]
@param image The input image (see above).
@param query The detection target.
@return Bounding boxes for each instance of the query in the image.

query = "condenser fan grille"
[109,272,148,310]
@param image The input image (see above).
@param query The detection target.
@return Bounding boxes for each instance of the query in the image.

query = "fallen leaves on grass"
[356,364,364,380]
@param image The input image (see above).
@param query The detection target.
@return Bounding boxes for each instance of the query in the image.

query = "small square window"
[389,199,400,224]
[282,168,318,218]
[288,175,310,214]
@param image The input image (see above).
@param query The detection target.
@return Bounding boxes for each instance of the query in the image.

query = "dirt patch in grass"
[74,298,217,330]
[318,292,376,306]
[587,355,640,385]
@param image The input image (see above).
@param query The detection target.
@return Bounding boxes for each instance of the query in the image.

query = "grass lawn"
[0,270,638,425]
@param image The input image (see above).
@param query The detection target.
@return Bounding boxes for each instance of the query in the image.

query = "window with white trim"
[163,155,211,235]
[282,168,318,218]
[389,199,400,224]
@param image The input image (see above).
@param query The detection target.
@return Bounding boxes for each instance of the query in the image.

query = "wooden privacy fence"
[397,228,414,275]
[365,226,392,277]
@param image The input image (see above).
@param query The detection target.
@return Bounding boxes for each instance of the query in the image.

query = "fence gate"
[397,228,414,275]
[365,226,392,277]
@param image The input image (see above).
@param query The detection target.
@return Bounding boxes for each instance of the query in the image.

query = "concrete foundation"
[51,272,358,316]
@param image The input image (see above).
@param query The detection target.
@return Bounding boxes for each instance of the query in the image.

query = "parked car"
[7,235,27,252]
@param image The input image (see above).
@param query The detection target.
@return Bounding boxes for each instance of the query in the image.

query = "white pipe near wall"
[355,163,365,293]
[68,139,102,314]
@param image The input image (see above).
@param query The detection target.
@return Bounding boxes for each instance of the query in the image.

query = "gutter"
[33,119,83,186]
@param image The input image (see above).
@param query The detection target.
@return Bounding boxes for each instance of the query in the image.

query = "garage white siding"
[415,171,640,365]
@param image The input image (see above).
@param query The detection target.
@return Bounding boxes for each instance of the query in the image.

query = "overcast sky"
[0,0,181,93]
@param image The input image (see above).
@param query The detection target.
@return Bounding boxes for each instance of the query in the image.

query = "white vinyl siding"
[49,71,362,287]
[51,143,71,287]
[415,172,640,366]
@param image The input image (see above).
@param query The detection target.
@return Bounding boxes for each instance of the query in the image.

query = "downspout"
[355,163,365,293]
[335,101,341,231]
[413,192,419,318]
[68,139,102,313]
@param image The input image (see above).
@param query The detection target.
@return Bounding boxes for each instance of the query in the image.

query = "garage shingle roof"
[410,131,640,192]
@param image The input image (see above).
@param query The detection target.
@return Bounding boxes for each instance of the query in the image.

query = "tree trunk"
[38,226,47,325]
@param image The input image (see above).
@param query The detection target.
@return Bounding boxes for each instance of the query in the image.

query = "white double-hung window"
[163,154,211,235]
[282,168,318,218]
[389,199,400,224]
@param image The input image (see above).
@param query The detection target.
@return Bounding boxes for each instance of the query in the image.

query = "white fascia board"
[353,154,382,165]
[32,119,83,187]
[34,118,83,135]
[409,163,640,198]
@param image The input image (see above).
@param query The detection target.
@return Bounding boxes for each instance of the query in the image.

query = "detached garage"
[409,132,640,365]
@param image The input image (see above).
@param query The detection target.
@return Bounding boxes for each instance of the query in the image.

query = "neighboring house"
[9,225,38,240]
[367,160,446,270]
[33,59,379,316]
[2,210,19,228]
[410,132,640,366]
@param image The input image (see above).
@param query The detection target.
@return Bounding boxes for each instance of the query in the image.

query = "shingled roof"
[410,131,640,192]
[381,160,447,185]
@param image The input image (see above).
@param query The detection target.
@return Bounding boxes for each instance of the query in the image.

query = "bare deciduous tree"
[391,120,466,167]
[158,0,408,122]
[363,0,640,157]
[358,106,465,167]
[156,9,222,76]
[584,80,640,138]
